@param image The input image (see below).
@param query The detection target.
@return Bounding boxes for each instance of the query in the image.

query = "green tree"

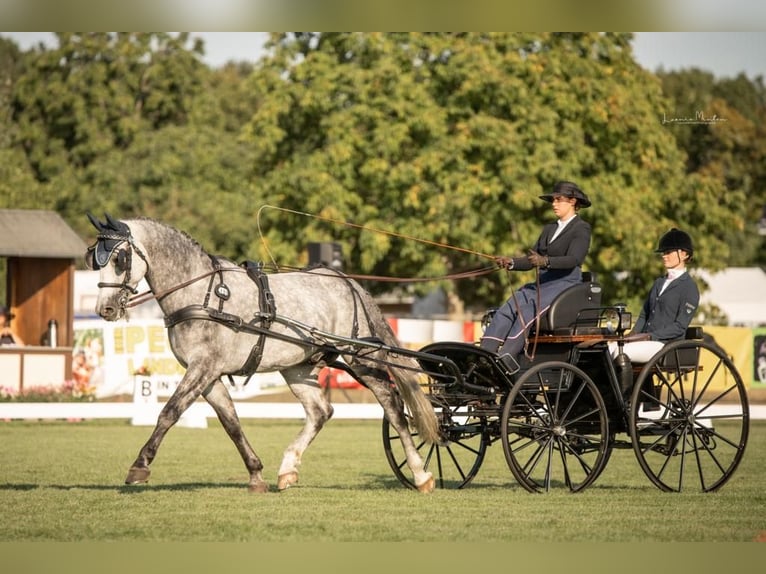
[0,37,47,210]
[243,32,736,312]
[10,33,206,181]
[4,33,260,260]
[659,69,766,268]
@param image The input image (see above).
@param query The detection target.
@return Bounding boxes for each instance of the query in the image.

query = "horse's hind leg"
[363,375,435,493]
[203,379,268,493]
[277,365,334,491]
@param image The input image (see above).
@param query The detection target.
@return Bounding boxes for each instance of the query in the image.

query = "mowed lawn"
[1,417,764,542]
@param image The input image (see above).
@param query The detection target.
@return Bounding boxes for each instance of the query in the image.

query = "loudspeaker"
[308,242,343,270]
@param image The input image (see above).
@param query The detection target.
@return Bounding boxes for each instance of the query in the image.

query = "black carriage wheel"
[382,400,490,490]
[628,340,749,493]
[501,361,610,493]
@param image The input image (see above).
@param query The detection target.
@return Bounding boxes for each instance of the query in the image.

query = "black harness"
[164,258,277,378]
[87,215,380,384]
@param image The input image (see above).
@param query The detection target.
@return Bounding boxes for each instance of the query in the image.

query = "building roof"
[698,267,766,327]
[0,209,88,258]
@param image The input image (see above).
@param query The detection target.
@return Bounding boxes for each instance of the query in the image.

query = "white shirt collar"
[667,268,686,281]
[659,268,686,295]
[551,214,577,241]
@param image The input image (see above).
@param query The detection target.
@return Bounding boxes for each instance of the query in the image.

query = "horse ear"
[104,213,130,234]
[105,213,120,229]
[87,212,105,231]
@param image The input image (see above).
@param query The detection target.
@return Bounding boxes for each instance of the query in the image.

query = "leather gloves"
[527,250,549,268]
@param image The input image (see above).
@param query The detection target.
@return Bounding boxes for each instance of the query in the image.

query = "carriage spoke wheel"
[629,340,749,492]
[501,361,610,493]
[382,398,490,489]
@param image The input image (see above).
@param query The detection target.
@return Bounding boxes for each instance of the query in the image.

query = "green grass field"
[1,417,764,542]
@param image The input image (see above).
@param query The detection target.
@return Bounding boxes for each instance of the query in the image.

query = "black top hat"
[539,181,591,208]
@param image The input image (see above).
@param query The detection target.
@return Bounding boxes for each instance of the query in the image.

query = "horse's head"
[86,213,148,321]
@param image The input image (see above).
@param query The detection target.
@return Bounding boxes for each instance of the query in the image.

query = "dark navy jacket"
[633,272,699,342]
[506,215,592,313]
[509,215,591,284]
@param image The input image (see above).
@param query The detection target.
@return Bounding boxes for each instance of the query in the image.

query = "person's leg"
[611,340,665,363]
[493,289,538,370]
[480,297,518,353]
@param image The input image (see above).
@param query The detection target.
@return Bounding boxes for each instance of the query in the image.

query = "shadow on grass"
[355,471,660,493]
[0,482,254,493]
[0,483,40,491]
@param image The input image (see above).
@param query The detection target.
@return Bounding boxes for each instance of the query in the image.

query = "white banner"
[73,319,286,399]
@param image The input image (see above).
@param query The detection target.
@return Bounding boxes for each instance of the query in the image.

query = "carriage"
[87,214,749,494]
[382,275,750,493]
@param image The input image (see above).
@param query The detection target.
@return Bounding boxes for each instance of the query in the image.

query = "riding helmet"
[655,228,694,257]
[539,181,591,208]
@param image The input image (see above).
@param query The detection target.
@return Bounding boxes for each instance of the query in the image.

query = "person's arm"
[1,327,23,346]
[631,280,660,335]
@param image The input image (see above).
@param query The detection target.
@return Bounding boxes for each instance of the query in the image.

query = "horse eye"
[115,250,129,275]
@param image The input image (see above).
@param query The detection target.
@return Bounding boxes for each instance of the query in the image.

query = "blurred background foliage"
[1,32,764,315]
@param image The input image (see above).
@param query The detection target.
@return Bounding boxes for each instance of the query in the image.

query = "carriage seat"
[655,326,704,369]
[536,276,602,335]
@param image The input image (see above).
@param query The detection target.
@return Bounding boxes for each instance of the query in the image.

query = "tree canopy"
[1,32,762,317]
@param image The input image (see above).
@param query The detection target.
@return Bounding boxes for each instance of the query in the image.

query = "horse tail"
[388,357,441,444]
[351,280,440,444]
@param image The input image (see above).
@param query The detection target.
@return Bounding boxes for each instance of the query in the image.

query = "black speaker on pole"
[307,242,344,271]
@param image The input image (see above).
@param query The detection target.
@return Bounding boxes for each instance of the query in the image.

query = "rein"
[127,268,235,308]
[127,264,499,309]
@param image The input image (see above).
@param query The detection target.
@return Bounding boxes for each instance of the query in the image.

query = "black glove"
[527,250,549,268]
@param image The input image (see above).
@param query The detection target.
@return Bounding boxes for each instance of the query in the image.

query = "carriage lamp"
[603,304,631,335]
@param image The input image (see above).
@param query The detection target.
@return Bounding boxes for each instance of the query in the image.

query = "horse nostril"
[99,306,115,318]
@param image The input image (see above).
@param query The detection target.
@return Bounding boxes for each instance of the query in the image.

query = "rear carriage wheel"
[628,340,749,492]
[501,361,610,493]
[382,398,490,489]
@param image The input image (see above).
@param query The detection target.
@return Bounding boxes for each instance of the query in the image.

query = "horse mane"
[129,216,210,259]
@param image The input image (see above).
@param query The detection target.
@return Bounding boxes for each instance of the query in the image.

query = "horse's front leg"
[365,378,435,493]
[125,364,213,485]
[202,378,268,493]
[277,367,334,490]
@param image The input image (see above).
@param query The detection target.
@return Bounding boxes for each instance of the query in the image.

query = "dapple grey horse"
[86,214,440,493]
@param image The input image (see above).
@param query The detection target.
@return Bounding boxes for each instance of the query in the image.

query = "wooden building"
[0,209,87,391]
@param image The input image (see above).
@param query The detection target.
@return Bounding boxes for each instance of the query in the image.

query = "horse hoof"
[248,481,269,494]
[277,472,298,491]
[125,466,151,485]
[416,474,435,494]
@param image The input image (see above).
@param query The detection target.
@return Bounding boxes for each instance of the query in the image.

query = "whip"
[256,204,498,272]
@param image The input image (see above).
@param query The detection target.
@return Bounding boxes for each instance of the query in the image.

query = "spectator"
[0,305,24,346]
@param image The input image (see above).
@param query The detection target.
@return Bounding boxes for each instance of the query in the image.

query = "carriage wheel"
[501,361,610,493]
[628,340,749,492]
[382,398,490,489]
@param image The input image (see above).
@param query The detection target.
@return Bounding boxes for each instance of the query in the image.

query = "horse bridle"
[86,231,148,314]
